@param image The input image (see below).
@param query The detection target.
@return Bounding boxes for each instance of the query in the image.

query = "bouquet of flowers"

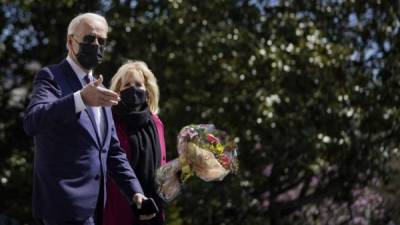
[155,124,239,203]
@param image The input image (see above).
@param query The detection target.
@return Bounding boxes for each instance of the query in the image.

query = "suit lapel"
[61,60,101,149]
[100,107,111,149]
[85,107,102,148]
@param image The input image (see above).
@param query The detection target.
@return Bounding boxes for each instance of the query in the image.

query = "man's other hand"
[132,193,157,221]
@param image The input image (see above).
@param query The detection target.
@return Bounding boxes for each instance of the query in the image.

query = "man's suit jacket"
[24,60,143,221]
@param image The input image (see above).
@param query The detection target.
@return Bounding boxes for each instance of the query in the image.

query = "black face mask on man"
[75,43,104,70]
[119,86,147,110]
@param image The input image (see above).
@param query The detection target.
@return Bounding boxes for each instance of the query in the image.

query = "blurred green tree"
[1,0,400,224]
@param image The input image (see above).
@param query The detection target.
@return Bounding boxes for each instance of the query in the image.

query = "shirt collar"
[66,56,93,82]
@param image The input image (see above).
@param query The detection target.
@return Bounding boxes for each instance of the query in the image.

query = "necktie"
[83,74,91,86]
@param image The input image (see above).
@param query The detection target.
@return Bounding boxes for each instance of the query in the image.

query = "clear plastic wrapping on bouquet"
[155,124,239,203]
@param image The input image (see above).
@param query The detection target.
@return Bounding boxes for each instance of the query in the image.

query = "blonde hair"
[110,61,160,114]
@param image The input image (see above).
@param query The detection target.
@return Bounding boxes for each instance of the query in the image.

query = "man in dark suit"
[24,13,154,225]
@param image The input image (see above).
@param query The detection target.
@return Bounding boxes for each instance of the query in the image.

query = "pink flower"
[218,154,231,168]
[207,134,220,144]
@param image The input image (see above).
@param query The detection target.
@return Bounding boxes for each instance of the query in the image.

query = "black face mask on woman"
[76,43,104,70]
[119,86,147,110]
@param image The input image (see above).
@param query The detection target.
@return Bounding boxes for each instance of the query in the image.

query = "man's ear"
[66,36,71,50]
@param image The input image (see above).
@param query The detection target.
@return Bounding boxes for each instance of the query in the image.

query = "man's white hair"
[67,12,108,36]
[66,13,108,50]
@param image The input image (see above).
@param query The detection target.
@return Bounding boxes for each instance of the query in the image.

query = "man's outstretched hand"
[80,75,120,107]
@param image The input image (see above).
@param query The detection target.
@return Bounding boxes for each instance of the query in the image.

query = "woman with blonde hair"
[104,61,166,225]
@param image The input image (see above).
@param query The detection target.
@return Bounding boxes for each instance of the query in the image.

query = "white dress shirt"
[66,56,104,141]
